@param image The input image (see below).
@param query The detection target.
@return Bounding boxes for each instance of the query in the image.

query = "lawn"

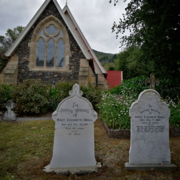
[0,119,180,180]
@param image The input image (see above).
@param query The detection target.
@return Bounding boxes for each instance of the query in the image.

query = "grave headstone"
[146,73,160,90]
[44,83,101,174]
[2,100,16,121]
[125,89,177,170]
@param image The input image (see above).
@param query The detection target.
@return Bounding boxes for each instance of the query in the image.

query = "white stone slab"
[50,84,98,169]
[43,162,102,175]
[129,89,171,164]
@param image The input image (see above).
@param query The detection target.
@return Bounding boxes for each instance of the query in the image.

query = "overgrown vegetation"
[48,81,75,111]
[0,80,102,115]
[114,46,154,79]
[13,80,50,115]
[111,0,180,80]
[99,76,180,129]
[0,84,14,111]
[0,26,25,72]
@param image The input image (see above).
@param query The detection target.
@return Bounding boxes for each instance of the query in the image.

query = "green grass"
[0,120,54,179]
[0,120,180,180]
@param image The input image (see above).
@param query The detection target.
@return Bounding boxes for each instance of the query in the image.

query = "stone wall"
[0,55,18,85]
[15,1,86,85]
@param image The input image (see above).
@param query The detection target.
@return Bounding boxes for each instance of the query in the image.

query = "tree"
[0,26,24,72]
[110,0,180,80]
[115,46,154,79]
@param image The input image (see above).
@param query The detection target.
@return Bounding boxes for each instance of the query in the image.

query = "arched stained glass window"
[36,22,65,68]
[46,25,58,36]
[39,29,48,38]
[55,31,63,39]
[36,38,45,66]
[56,39,65,67]
[47,38,55,67]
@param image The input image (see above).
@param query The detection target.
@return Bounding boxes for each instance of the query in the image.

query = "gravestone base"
[125,162,177,170]
[43,162,102,175]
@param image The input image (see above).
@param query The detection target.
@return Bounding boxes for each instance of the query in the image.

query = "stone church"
[0,0,108,88]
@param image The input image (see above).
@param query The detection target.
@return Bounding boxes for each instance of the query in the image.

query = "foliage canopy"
[0,26,24,72]
[111,0,180,79]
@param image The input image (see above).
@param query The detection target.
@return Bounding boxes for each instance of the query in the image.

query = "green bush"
[98,93,135,129]
[111,75,149,98]
[13,79,50,115]
[0,84,14,111]
[164,97,180,127]
[48,81,75,111]
[170,105,180,127]
[156,79,180,103]
[48,82,102,111]
[99,75,180,129]
[80,84,103,110]
[111,76,180,102]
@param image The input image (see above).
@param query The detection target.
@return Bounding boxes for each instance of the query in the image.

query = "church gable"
[1,0,108,88]
[15,0,85,84]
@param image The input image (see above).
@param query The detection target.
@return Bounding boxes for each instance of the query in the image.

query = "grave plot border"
[170,126,180,137]
[103,121,130,139]
[103,122,180,139]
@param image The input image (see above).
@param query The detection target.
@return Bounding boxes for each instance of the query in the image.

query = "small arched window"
[36,24,65,67]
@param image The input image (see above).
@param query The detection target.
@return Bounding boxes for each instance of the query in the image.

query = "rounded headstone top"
[69,83,83,96]
[52,84,97,129]
[129,89,170,118]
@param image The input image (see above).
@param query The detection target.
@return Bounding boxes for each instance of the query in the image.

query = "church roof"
[5,0,106,74]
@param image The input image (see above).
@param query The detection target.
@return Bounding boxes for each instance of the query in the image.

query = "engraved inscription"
[135,108,165,133]
[66,127,85,136]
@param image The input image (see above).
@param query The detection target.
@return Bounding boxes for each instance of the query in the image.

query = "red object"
[3,55,6,57]
[106,71,122,89]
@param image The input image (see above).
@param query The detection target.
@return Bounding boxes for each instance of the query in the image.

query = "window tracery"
[29,15,71,72]
[36,24,65,68]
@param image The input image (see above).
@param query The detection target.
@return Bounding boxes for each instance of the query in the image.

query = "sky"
[0,0,129,54]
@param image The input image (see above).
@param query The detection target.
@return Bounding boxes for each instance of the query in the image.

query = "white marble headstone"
[129,89,170,164]
[2,100,16,121]
[50,84,98,168]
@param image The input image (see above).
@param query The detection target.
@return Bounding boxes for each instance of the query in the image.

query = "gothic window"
[29,16,71,72]
[36,24,65,68]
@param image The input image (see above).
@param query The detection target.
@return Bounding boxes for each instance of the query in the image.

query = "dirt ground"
[16,120,180,180]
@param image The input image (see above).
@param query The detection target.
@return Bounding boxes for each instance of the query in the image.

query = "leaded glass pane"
[55,31,64,39]
[36,38,45,66]
[56,39,64,67]
[47,38,55,67]
[39,29,48,38]
[46,25,58,36]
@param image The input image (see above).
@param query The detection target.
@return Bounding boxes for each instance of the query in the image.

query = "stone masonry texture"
[15,1,85,85]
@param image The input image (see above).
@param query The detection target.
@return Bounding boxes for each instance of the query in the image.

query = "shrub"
[99,75,180,129]
[80,84,103,110]
[111,76,180,102]
[111,75,149,98]
[170,104,180,127]
[13,79,50,115]
[164,97,180,127]
[98,93,135,129]
[156,79,180,103]
[0,84,14,111]
[48,82,102,111]
[48,81,75,111]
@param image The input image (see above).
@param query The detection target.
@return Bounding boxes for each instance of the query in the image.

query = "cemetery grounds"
[0,120,180,180]
[1,77,180,179]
